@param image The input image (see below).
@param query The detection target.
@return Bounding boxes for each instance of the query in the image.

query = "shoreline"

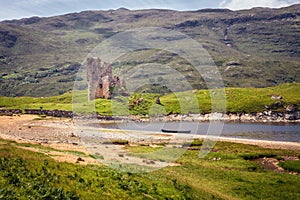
[1,108,300,123]
[0,115,299,152]
[0,114,299,168]
[153,112,300,123]
[91,128,300,151]
[75,113,300,124]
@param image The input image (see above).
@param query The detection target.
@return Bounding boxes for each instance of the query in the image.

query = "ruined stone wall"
[87,57,113,101]
[86,57,127,100]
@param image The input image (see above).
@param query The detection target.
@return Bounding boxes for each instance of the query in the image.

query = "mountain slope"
[0,4,299,96]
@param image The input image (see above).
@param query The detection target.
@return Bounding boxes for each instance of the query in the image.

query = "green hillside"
[0,5,300,96]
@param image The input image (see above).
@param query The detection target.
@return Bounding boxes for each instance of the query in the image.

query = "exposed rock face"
[0,30,17,48]
[285,104,299,120]
[87,57,126,101]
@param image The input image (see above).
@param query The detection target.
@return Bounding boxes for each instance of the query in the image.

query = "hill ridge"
[0,4,299,96]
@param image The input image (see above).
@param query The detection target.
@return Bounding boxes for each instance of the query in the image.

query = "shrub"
[240,153,277,160]
[279,161,300,173]
[182,139,203,148]
[103,140,129,145]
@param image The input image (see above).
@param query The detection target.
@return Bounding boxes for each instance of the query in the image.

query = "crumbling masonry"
[87,57,125,101]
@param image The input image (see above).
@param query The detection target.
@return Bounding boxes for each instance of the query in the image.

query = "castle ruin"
[87,57,125,101]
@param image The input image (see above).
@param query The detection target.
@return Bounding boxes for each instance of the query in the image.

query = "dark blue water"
[98,122,300,142]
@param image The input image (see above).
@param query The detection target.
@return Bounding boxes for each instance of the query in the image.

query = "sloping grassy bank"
[0,139,300,199]
[0,83,299,116]
[0,140,195,199]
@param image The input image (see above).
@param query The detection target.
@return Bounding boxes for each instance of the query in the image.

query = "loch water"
[97,121,300,142]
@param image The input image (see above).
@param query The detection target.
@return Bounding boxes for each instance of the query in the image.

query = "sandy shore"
[0,115,299,167]
[1,115,300,150]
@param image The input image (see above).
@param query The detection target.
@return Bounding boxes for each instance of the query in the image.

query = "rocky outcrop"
[0,109,22,116]
[24,109,73,118]
[285,104,299,120]
[0,29,17,48]
[73,109,300,123]
[167,110,300,122]
[0,109,73,118]
[5,107,298,122]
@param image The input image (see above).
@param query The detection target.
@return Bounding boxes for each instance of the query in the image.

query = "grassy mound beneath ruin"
[0,83,299,116]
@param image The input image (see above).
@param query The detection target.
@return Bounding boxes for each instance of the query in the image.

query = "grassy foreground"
[0,139,300,199]
[0,83,299,115]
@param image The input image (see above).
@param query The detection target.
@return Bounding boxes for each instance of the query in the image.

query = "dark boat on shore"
[161,129,191,134]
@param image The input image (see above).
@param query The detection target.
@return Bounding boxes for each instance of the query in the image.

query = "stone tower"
[87,57,112,101]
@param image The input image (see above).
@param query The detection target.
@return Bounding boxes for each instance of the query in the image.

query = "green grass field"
[0,139,299,199]
[0,83,299,116]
